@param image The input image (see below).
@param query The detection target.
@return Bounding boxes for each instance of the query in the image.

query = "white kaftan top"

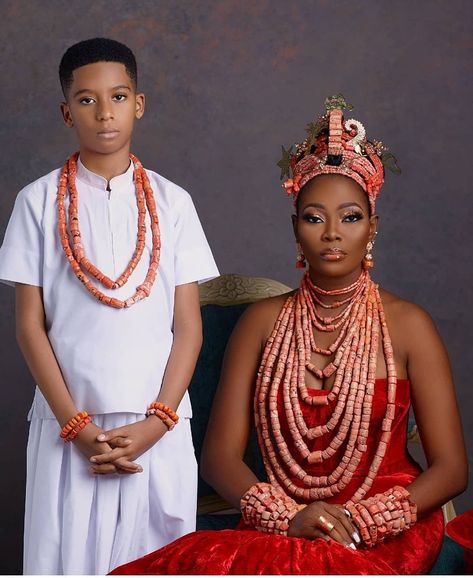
[0,158,219,418]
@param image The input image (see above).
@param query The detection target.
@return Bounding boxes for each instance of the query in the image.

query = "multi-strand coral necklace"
[255,270,397,503]
[57,152,160,308]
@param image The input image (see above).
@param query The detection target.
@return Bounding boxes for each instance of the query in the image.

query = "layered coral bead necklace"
[57,152,160,308]
[255,270,398,503]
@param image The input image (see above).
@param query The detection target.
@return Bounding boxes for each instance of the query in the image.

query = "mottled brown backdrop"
[0,0,472,573]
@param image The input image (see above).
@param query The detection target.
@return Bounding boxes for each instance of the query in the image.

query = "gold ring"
[318,515,335,533]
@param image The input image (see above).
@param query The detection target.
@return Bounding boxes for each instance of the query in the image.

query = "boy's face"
[60,61,144,156]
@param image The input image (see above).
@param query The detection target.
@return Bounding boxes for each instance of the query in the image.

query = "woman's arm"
[201,295,359,547]
[201,296,284,508]
[401,302,468,514]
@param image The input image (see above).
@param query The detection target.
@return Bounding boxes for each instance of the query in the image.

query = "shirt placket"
[107,186,117,278]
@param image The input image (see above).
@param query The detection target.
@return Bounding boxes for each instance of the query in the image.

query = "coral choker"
[57,152,161,308]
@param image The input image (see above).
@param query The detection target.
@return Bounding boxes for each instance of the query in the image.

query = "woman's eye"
[302,214,323,224]
[79,97,95,105]
[342,212,363,223]
[113,94,127,102]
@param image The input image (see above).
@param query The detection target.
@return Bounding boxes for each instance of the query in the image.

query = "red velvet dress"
[111,379,444,575]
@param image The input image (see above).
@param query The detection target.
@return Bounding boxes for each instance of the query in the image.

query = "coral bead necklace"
[57,152,160,308]
[255,270,398,503]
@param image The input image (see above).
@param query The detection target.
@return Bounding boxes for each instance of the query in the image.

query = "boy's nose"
[97,108,114,121]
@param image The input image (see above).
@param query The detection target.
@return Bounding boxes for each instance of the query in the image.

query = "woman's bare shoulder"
[238,291,295,341]
[378,287,437,336]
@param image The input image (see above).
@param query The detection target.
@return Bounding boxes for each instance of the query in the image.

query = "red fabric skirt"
[111,380,445,574]
[110,509,443,575]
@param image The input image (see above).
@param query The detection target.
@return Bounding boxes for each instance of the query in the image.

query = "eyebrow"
[73,85,132,98]
[302,202,365,211]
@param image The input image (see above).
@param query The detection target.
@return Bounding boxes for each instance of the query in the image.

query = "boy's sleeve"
[174,193,219,286]
[0,187,44,287]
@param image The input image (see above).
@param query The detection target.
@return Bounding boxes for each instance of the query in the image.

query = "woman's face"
[293,174,378,285]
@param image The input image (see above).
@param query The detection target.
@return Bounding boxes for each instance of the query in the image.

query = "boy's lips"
[97,129,120,139]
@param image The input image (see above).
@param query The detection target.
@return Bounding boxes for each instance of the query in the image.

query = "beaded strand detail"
[254,270,398,503]
[57,152,161,308]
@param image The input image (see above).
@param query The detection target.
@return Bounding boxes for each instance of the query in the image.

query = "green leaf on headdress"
[305,117,327,151]
[381,152,402,175]
[324,93,354,112]
[277,145,293,180]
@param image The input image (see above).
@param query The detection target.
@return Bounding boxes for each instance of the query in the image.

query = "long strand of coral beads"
[254,270,397,503]
[57,152,160,308]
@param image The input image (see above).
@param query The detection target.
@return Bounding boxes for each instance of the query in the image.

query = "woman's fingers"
[310,528,332,542]
[315,512,356,549]
[332,506,361,545]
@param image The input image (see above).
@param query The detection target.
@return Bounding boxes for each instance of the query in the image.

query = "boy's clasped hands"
[73,418,168,475]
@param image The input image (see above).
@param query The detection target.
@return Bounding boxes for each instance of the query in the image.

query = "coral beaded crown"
[277,94,400,212]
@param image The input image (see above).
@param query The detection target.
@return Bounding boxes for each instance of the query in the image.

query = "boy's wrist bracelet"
[59,411,92,442]
[146,402,179,430]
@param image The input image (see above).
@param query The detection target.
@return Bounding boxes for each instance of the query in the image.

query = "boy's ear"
[60,102,74,128]
[135,93,145,119]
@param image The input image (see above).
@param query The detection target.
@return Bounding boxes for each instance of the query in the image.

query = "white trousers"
[24,413,197,575]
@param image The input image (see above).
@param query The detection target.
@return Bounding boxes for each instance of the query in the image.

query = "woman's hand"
[89,417,168,474]
[288,501,360,549]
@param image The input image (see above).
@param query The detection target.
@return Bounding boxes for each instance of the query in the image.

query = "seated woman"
[111,96,467,575]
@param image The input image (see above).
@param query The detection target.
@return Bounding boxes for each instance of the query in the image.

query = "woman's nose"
[322,222,342,242]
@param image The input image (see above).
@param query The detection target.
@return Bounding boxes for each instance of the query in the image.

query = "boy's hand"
[89,418,168,472]
[73,422,141,475]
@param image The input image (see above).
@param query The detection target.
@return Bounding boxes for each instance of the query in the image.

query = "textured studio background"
[0,1,472,573]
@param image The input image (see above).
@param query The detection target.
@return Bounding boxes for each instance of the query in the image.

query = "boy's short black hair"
[59,37,137,96]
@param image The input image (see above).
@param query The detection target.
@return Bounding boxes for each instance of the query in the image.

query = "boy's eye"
[79,97,95,105]
[302,213,324,224]
[342,211,363,223]
[113,94,127,102]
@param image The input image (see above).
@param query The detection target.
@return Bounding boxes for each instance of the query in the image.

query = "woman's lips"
[320,249,347,261]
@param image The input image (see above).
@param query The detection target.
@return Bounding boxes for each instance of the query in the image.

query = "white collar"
[76,156,135,193]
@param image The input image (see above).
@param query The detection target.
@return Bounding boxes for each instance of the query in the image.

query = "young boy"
[0,38,219,574]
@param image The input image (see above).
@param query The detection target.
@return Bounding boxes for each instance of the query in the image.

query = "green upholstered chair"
[188,274,465,574]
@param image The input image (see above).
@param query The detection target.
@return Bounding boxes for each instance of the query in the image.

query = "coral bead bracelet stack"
[60,411,92,442]
[146,402,179,430]
[240,482,305,535]
[345,486,417,547]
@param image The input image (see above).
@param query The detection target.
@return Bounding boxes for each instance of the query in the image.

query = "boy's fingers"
[108,436,132,448]
[97,428,127,442]
[90,447,126,464]
[90,462,118,475]
[114,457,142,473]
